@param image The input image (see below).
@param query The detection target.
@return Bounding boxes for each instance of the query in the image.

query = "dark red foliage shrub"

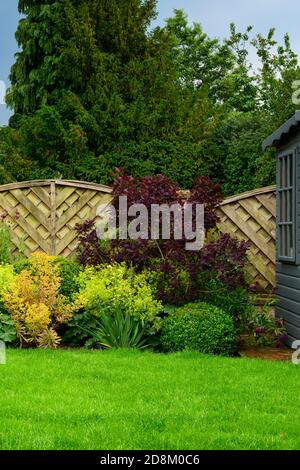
[189,175,223,229]
[75,170,250,304]
[112,169,180,208]
[200,234,251,289]
[75,219,111,267]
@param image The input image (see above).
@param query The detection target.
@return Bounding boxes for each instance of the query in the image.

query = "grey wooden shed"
[263,111,300,344]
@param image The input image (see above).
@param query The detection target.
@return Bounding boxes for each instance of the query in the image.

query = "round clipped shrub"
[161,302,237,356]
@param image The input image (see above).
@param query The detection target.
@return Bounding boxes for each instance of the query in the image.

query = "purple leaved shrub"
[75,170,251,305]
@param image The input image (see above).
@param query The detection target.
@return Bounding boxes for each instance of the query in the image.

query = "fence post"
[50,181,57,256]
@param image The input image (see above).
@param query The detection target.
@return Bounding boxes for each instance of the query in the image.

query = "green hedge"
[161,302,236,356]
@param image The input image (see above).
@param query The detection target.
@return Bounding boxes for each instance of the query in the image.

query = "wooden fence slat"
[238,198,275,235]
[56,186,77,209]
[56,191,97,231]
[11,189,52,232]
[247,251,275,286]
[220,205,275,263]
[256,194,276,218]
[50,182,56,256]
[56,228,78,256]
[31,186,51,208]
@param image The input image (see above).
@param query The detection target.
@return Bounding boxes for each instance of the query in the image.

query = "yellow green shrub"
[3,252,76,348]
[25,304,51,337]
[76,264,163,332]
[0,264,15,299]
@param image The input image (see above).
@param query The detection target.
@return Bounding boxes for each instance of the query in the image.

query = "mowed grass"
[1,348,300,450]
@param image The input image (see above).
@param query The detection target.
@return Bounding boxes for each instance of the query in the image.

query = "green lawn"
[0,348,300,450]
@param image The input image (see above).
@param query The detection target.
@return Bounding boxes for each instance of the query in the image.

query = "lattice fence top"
[0,179,113,258]
[217,185,276,292]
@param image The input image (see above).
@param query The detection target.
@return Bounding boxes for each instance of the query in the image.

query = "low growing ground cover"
[0,349,299,450]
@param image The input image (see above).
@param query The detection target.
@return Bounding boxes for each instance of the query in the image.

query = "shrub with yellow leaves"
[76,263,163,334]
[3,252,77,348]
[25,304,51,338]
[0,264,15,299]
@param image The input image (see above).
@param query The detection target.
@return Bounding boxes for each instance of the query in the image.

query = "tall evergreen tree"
[9,0,160,117]
[7,0,209,184]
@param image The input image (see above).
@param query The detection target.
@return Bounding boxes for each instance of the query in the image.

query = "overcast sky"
[1,0,300,125]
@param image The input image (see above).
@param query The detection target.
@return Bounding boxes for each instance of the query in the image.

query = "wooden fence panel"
[216,186,276,292]
[0,180,113,258]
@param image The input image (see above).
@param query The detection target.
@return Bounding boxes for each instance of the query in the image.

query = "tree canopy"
[1,2,299,195]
